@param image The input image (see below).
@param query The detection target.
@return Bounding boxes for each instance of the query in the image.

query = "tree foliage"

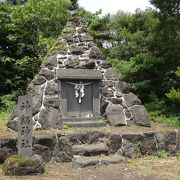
[0,0,179,122]
[68,0,79,10]
[150,0,180,15]
[89,7,180,106]
[0,0,70,106]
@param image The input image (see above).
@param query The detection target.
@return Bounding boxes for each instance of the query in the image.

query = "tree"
[88,8,179,104]
[69,0,79,11]
[5,0,28,5]
[0,0,71,106]
[150,0,180,15]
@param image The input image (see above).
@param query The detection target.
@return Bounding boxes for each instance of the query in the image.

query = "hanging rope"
[67,81,93,103]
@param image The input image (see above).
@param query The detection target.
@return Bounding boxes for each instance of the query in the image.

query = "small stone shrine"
[7,14,150,131]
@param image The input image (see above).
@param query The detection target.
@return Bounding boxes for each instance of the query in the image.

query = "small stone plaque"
[18,95,32,158]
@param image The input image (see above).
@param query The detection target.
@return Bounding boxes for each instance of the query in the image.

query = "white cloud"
[78,0,154,15]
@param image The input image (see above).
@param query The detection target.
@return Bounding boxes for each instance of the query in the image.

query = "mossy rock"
[2,154,44,176]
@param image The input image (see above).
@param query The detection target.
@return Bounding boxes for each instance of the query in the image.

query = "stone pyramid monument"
[7,14,150,131]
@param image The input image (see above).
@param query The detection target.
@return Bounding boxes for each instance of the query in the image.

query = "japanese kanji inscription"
[18,95,32,158]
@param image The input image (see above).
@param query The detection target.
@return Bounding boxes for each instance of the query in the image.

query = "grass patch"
[153,115,180,127]
[145,100,180,128]
[126,158,133,164]
[62,124,68,129]
[156,152,169,158]
[0,111,10,123]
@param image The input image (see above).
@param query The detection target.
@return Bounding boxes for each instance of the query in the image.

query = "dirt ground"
[0,156,180,180]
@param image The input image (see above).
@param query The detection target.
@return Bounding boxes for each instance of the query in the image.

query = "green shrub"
[156,152,169,158]
[0,92,17,122]
[166,87,180,106]
[155,115,180,127]
[0,93,16,112]
[62,124,68,129]
[0,111,10,122]
[126,158,133,164]
[145,92,180,128]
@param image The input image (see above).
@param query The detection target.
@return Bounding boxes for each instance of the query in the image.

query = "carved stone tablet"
[18,95,32,158]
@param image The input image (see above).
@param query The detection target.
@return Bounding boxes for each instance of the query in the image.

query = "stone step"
[66,121,106,128]
[72,155,125,168]
[62,117,102,122]
[73,143,109,156]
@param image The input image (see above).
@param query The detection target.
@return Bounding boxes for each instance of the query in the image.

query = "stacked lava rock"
[7,14,150,131]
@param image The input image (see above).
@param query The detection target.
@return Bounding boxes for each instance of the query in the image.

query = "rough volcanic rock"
[115,82,130,94]
[106,104,126,126]
[77,26,88,33]
[130,105,151,127]
[72,155,125,168]
[104,68,119,80]
[54,136,73,162]
[52,47,68,55]
[118,132,157,157]
[33,133,56,162]
[62,27,76,35]
[71,47,83,55]
[2,154,44,176]
[102,88,114,97]
[44,55,57,70]
[141,132,157,155]
[123,93,141,107]
[155,131,177,154]
[118,133,144,158]
[176,130,180,153]
[88,131,105,144]
[110,98,122,104]
[69,14,80,26]
[26,84,43,115]
[57,54,67,61]
[66,22,76,28]
[64,56,79,68]
[72,143,109,156]
[89,47,105,60]
[78,34,93,42]
[44,95,60,109]
[38,108,62,130]
[0,136,17,150]
[107,134,122,153]
[116,92,123,97]
[34,76,46,85]
[125,110,131,118]
[72,156,99,168]
[0,137,17,163]
[101,100,109,115]
[0,147,16,164]
[79,60,95,69]
[99,60,112,68]
[55,38,66,46]
[99,156,125,165]
[68,131,91,145]
[64,35,74,43]
[68,130,105,145]
[100,80,114,87]
[38,109,49,129]
[7,117,18,132]
[39,68,54,80]
[45,81,58,95]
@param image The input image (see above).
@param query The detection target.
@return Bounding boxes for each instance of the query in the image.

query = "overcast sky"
[78,0,154,15]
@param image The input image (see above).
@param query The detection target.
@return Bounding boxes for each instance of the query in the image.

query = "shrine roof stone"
[56,69,102,80]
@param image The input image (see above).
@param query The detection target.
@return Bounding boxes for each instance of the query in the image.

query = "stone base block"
[2,154,44,176]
